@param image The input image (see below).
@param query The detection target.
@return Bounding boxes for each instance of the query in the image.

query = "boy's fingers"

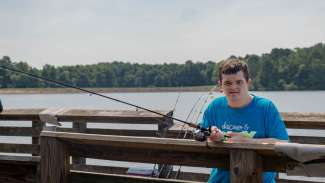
[208,127,225,142]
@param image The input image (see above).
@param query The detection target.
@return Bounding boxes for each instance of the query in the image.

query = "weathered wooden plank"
[85,128,160,137]
[41,132,294,172]
[41,131,276,154]
[59,128,184,139]
[282,112,325,129]
[0,155,40,183]
[230,150,262,183]
[0,109,43,121]
[0,162,37,183]
[41,132,325,182]
[290,136,325,145]
[0,109,170,124]
[70,150,286,173]
[40,136,69,183]
[71,164,210,182]
[277,179,320,183]
[64,128,325,146]
[0,143,39,154]
[70,170,201,183]
[46,134,300,173]
[0,127,39,136]
[71,170,324,183]
[281,112,325,119]
[0,155,40,164]
[284,120,325,129]
[69,164,325,183]
[173,113,325,130]
[71,164,129,175]
[169,171,209,182]
[70,144,230,169]
[0,109,169,122]
[57,128,325,146]
[56,109,168,123]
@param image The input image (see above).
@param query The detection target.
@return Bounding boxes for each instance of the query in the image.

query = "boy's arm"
[225,132,288,143]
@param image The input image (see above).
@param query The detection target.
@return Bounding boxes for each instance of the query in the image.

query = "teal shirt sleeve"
[200,102,215,129]
[265,101,289,140]
[201,109,209,129]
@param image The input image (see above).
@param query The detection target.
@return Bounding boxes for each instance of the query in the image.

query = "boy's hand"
[208,126,225,142]
[226,132,251,142]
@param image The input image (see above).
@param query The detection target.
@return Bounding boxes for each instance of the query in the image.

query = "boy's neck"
[228,94,253,108]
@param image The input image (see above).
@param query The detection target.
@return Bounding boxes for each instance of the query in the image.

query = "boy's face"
[219,71,250,103]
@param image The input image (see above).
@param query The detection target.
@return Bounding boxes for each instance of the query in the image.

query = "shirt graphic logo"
[221,122,249,132]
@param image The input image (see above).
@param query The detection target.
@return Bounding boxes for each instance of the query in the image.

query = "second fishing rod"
[0,64,213,141]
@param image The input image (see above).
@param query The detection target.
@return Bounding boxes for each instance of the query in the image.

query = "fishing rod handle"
[193,126,211,142]
[193,126,231,142]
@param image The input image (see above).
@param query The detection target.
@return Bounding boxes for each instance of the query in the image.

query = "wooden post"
[72,120,87,165]
[40,136,70,183]
[32,120,43,156]
[230,150,263,183]
[32,120,44,183]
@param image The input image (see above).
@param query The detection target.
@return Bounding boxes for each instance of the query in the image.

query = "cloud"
[1,0,325,68]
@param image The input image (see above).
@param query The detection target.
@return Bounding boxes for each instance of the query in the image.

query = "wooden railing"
[40,131,325,183]
[0,108,173,183]
[0,108,325,183]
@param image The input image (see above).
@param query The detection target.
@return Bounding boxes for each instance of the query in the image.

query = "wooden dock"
[0,108,325,183]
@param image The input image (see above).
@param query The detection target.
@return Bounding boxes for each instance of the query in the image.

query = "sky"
[1,0,325,68]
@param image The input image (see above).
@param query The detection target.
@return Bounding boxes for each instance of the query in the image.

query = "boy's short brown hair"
[218,58,250,82]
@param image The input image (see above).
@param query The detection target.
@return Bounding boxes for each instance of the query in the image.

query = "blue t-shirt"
[201,95,289,183]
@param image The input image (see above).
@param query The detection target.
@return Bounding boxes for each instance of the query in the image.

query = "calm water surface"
[2,90,325,114]
[1,91,325,180]
[1,90,325,138]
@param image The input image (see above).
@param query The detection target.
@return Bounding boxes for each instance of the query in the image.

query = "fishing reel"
[193,126,211,142]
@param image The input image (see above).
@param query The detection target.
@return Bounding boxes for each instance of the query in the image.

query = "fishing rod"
[0,64,211,141]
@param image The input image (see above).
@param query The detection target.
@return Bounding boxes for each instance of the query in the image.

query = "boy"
[201,58,288,183]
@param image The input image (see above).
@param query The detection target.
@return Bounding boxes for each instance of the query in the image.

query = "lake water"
[2,90,325,112]
[1,91,325,181]
[2,90,325,135]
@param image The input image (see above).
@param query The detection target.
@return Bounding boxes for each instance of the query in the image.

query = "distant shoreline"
[0,86,216,94]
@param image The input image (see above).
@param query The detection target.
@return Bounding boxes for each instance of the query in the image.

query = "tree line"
[1,43,325,90]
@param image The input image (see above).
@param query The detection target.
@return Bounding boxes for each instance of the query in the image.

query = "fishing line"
[173,94,204,179]
[172,89,182,112]
[0,65,199,128]
[174,90,215,179]
[193,87,216,125]
[155,88,183,178]
[1,64,226,180]
[176,94,203,139]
